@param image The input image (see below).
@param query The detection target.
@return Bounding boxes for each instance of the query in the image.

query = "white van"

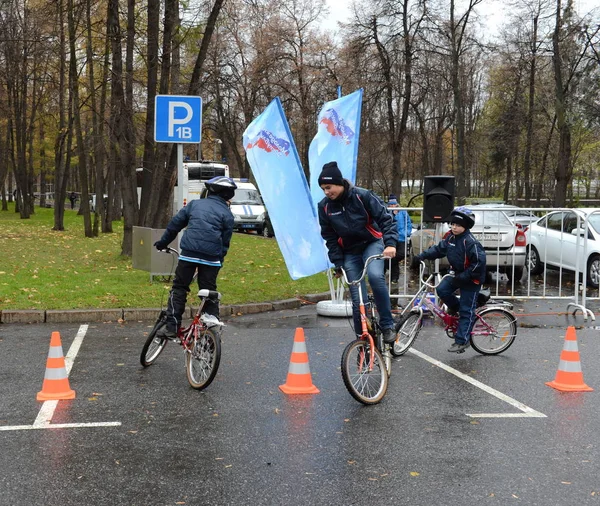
[200,180,268,235]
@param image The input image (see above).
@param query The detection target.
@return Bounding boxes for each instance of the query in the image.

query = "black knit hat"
[318,161,344,187]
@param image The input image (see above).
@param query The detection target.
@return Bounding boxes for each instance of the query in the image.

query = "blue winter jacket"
[158,195,234,264]
[420,230,486,288]
[318,182,398,268]
[395,210,412,242]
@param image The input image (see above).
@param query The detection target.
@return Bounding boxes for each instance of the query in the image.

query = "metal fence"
[388,206,598,321]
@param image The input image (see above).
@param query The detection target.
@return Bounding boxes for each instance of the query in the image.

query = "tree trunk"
[68,0,92,237]
[53,0,68,231]
[523,13,538,205]
[139,0,160,227]
[552,0,571,207]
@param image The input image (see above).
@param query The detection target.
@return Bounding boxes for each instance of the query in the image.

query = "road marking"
[0,325,122,432]
[408,348,547,418]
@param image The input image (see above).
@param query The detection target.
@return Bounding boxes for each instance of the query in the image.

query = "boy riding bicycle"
[153,176,237,340]
[413,207,486,353]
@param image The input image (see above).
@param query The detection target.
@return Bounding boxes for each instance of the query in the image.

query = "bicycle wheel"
[186,327,221,390]
[390,312,422,357]
[140,312,169,367]
[471,307,517,355]
[341,339,388,405]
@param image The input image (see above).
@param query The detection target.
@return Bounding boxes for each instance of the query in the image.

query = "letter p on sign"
[168,102,193,137]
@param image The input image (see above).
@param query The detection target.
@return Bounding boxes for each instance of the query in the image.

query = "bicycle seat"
[477,288,491,307]
[198,289,221,300]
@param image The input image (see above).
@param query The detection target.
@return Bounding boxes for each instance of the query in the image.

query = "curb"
[0,293,332,325]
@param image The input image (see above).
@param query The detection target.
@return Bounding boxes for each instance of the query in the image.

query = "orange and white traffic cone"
[279,328,320,394]
[546,326,593,392]
[37,331,76,401]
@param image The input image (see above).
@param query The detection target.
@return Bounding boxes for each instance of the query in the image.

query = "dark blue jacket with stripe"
[420,230,487,288]
[158,195,234,264]
[318,182,398,268]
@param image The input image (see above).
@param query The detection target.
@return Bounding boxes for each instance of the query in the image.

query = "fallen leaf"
[410,472,420,477]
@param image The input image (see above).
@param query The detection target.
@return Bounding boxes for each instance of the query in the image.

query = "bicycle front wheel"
[390,312,422,357]
[186,328,221,390]
[140,313,168,367]
[341,340,388,405]
[471,307,517,355]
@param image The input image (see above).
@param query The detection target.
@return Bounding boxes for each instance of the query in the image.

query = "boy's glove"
[154,240,168,251]
[452,272,470,287]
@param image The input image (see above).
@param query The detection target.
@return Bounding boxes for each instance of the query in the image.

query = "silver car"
[473,203,539,229]
[527,208,600,288]
[409,208,528,282]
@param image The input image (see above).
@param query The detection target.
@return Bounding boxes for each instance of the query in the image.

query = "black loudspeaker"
[423,175,455,222]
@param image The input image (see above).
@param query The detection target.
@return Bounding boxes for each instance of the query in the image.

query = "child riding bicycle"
[413,206,486,353]
[153,176,237,340]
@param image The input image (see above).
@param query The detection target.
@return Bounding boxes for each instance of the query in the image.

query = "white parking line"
[408,348,547,418]
[0,325,122,432]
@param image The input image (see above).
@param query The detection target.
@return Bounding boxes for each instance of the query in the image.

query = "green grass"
[0,204,329,310]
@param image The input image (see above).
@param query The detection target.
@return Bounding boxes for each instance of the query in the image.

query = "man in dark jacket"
[414,207,486,353]
[317,161,398,343]
[153,176,237,339]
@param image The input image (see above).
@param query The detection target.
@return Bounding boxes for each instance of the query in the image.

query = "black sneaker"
[446,307,459,317]
[157,326,177,341]
[382,327,397,344]
[448,342,470,353]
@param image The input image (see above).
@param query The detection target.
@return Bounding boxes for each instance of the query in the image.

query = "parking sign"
[154,95,202,143]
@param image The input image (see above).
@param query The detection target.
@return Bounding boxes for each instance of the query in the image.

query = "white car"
[527,208,600,288]
[409,207,528,282]
[200,181,269,235]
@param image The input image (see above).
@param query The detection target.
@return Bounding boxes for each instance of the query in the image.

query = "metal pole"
[177,143,184,210]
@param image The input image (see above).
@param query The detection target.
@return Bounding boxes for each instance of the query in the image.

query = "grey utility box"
[132,226,180,280]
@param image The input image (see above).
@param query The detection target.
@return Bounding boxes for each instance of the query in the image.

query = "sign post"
[154,95,202,210]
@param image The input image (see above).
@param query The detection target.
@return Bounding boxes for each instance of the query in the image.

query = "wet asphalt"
[1,303,600,506]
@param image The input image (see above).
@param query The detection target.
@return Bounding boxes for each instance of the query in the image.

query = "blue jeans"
[343,240,394,333]
[436,277,480,345]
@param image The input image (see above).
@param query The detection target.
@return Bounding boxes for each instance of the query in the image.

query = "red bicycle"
[140,248,222,390]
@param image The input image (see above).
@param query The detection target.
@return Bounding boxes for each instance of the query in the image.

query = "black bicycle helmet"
[448,206,475,229]
[205,176,237,201]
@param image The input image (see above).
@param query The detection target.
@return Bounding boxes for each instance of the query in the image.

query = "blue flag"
[243,98,330,280]
[308,89,363,212]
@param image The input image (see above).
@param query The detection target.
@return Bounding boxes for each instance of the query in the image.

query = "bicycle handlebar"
[339,254,386,286]
[158,246,179,256]
[417,260,455,289]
